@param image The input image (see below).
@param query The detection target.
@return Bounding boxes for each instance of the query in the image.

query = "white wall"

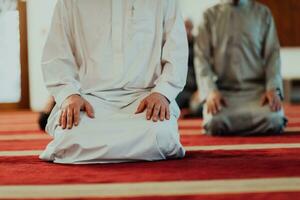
[180,0,218,28]
[27,0,57,111]
[281,48,300,79]
[27,0,300,111]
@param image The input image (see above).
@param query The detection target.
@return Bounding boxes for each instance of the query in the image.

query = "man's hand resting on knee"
[60,94,95,129]
[135,92,170,122]
[207,90,227,115]
[261,90,282,112]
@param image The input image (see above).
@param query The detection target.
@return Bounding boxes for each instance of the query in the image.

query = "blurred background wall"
[27,0,56,111]
[26,0,300,111]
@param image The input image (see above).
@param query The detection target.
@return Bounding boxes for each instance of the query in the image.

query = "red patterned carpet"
[0,106,300,200]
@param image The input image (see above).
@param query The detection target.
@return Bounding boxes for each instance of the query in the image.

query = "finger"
[215,99,222,112]
[160,106,166,121]
[214,101,220,113]
[152,104,161,122]
[274,101,280,112]
[275,99,282,112]
[260,95,267,106]
[61,109,67,129]
[135,100,146,114]
[275,102,280,112]
[67,107,74,129]
[59,110,63,126]
[271,105,276,112]
[207,103,212,114]
[211,101,217,115]
[277,101,282,111]
[85,101,95,118]
[146,103,155,120]
[74,108,80,126]
[278,103,282,111]
[166,106,170,120]
[269,98,276,112]
[273,104,278,112]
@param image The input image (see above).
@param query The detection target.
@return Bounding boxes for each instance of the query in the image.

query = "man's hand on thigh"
[135,92,170,122]
[59,94,95,129]
[207,90,227,115]
[260,90,282,112]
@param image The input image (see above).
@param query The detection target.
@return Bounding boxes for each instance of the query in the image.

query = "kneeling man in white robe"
[195,0,287,136]
[39,0,188,164]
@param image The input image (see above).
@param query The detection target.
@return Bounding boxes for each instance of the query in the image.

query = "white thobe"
[39,0,188,164]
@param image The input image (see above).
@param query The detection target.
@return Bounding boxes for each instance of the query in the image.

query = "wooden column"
[0,0,29,110]
[258,0,300,47]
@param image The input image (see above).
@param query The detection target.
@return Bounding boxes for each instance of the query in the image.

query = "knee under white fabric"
[40,94,185,164]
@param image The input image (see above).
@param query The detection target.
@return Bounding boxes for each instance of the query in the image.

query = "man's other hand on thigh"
[60,94,95,129]
[135,92,170,122]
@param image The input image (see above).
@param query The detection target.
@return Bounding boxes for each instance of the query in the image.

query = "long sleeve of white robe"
[42,1,80,107]
[152,0,189,102]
